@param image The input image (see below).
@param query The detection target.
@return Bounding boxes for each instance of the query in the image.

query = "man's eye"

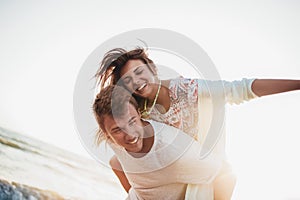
[129,120,136,126]
[111,129,121,134]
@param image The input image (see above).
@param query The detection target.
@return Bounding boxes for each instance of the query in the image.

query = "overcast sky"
[1,1,300,199]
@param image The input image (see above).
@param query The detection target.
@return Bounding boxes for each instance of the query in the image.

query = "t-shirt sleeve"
[197,78,258,105]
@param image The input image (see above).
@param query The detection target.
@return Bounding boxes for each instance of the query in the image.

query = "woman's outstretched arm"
[251,79,300,97]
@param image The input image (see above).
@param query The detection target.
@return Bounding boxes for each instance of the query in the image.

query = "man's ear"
[102,130,110,140]
[105,133,111,139]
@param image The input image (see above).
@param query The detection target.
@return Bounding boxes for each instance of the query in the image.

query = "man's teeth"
[137,83,146,91]
[129,137,139,144]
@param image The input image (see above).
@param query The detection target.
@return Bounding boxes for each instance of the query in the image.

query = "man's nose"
[125,132,136,140]
[124,129,138,140]
[121,125,134,135]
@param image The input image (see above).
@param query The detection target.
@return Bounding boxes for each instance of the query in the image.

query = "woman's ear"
[152,65,158,76]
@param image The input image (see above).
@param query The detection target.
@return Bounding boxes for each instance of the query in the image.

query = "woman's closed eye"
[122,77,131,85]
[135,68,143,75]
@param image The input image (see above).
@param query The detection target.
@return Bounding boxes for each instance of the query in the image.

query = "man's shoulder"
[148,120,191,140]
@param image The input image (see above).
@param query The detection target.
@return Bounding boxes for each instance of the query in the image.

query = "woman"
[95,47,300,199]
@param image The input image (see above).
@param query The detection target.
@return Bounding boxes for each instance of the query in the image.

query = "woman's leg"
[213,161,237,200]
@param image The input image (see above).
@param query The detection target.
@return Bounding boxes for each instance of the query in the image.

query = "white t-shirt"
[110,120,223,200]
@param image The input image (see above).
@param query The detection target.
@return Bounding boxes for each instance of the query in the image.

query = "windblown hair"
[93,85,138,145]
[94,47,157,90]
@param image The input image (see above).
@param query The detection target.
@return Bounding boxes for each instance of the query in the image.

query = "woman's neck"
[153,79,171,114]
[142,79,171,115]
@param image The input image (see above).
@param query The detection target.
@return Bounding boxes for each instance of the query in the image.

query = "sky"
[0,1,300,199]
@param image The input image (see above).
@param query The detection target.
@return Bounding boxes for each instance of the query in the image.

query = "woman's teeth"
[136,83,146,91]
[129,137,139,144]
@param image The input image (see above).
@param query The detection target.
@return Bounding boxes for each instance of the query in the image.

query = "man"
[92,85,223,200]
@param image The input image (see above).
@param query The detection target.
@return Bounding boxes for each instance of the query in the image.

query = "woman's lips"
[136,83,146,92]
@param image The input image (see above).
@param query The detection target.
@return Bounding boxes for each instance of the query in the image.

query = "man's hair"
[93,85,138,145]
[94,47,157,90]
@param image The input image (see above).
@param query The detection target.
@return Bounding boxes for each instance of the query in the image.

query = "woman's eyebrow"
[122,65,144,80]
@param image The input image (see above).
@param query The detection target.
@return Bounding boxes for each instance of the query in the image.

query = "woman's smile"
[136,83,147,92]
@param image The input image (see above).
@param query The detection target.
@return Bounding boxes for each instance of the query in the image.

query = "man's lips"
[128,137,139,144]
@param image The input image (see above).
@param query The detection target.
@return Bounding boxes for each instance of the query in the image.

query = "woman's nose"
[132,78,141,89]
[132,76,140,84]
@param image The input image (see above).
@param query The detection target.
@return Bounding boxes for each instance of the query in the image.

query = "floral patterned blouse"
[150,77,200,140]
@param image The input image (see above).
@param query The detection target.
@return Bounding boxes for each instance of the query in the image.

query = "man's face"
[103,103,145,153]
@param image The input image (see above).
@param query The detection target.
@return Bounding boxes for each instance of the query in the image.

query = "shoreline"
[0,178,66,200]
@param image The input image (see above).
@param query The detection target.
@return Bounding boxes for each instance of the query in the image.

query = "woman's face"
[119,59,158,98]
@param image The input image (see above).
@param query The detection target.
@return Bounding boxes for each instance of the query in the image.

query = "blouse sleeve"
[197,78,258,105]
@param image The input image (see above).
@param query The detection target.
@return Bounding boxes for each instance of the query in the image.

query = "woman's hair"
[95,47,157,90]
[93,85,139,145]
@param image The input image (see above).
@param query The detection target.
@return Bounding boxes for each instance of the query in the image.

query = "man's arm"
[110,155,131,193]
[251,79,300,97]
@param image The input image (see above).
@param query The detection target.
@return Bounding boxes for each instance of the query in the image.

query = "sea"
[0,126,127,200]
